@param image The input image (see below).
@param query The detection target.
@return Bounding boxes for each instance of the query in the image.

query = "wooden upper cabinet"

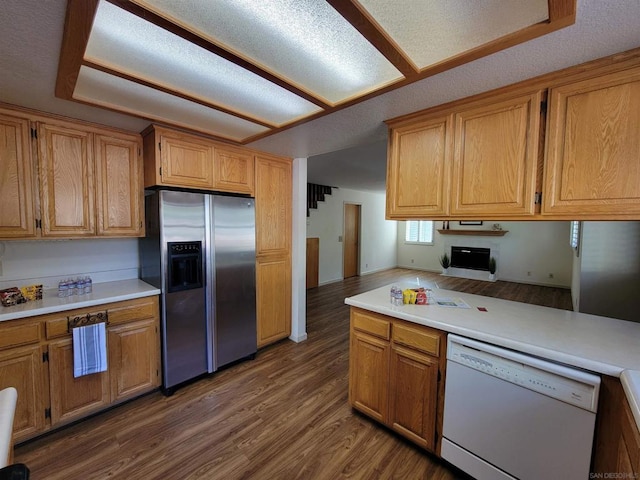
[95,133,143,236]
[214,146,254,195]
[38,122,95,236]
[0,112,36,237]
[543,67,640,217]
[451,91,542,217]
[255,155,292,257]
[386,115,452,218]
[159,130,215,189]
[143,125,257,196]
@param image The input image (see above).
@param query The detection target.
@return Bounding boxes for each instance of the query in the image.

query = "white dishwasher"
[442,334,600,480]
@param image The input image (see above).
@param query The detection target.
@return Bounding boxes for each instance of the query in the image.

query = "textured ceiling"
[1,0,640,192]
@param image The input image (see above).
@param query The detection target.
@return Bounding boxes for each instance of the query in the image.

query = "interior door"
[343,204,360,279]
[306,237,319,289]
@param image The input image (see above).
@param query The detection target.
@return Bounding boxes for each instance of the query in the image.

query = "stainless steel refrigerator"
[139,190,256,394]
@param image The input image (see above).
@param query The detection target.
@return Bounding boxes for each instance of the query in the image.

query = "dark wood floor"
[15,269,572,479]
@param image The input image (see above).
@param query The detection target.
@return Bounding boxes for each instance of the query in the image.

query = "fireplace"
[451,246,490,271]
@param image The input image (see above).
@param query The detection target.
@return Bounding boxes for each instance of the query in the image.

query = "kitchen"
[1,0,640,478]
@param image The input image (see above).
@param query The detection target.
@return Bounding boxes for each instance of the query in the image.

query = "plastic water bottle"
[67,278,76,296]
[84,276,92,294]
[58,280,68,298]
[77,277,85,295]
[390,285,403,306]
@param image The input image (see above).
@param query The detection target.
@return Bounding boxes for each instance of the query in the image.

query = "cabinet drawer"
[0,321,40,350]
[108,298,157,326]
[351,309,391,340]
[392,323,440,357]
[46,310,108,339]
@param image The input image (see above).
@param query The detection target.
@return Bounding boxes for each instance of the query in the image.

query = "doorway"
[343,203,361,279]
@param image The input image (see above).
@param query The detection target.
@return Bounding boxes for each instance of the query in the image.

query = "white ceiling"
[1,0,640,192]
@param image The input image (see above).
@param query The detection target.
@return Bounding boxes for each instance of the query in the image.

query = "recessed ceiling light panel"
[131,0,403,104]
[74,66,270,142]
[86,1,322,127]
[357,0,549,70]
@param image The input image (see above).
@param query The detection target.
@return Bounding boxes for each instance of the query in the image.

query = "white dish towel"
[72,323,108,378]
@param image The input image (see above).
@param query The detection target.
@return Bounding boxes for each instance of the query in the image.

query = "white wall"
[0,238,139,291]
[397,221,574,287]
[306,188,397,285]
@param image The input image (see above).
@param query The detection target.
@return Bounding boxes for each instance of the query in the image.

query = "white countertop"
[346,283,640,429]
[0,279,160,322]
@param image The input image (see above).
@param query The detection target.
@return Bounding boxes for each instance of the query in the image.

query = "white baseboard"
[289,332,308,343]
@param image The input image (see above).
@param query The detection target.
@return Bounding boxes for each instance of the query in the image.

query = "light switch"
[338,235,343,242]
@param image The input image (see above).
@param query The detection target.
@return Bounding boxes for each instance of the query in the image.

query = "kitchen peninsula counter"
[0,279,160,323]
[345,283,640,428]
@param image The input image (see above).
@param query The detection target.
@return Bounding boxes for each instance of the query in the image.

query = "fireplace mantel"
[437,229,508,237]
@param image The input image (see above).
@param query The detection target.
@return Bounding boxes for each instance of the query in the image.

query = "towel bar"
[67,312,109,333]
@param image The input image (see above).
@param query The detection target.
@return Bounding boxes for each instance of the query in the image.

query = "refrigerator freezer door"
[159,191,208,389]
[211,196,257,369]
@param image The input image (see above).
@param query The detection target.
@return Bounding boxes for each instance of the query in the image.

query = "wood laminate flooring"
[15,268,572,479]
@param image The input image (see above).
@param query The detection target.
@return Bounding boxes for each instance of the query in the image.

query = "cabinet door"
[386,115,452,218]
[38,122,95,236]
[95,133,144,236]
[48,338,109,426]
[108,318,160,402]
[349,330,390,423]
[451,92,542,216]
[256,255,291,348]
[389,345,439,451]
[159,131,214,189]
[214,146,255,195]
[0,113,36,238]
[544,68,640,217]
[0,345,47,442]
[255,155,292,256]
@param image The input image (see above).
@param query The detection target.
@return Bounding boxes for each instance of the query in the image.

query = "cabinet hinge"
[35,219,42,230]
[540,100,547,115]
[30,127,37,139]
[159,167,162,177]
[44,408,51,419]
[437,370,441,382]
[42,351,49,363]
[158,142,161,152]
[534,192,542,205]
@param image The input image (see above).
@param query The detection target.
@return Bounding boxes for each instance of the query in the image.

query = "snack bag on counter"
[20,284,43,301]
[0,287,26,307]
[415,289,427,305]
[403,289,418,304]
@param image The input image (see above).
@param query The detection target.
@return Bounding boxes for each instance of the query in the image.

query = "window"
[405,221,434,244]
[570,221,580,250]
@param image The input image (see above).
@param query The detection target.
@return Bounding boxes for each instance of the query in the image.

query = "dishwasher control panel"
[447,335,600,412]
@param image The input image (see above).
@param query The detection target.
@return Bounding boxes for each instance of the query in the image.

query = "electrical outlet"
[365,263,368,268]
[338,235,343,242]
[527,271,531,276]
[411,259,414,264]
[548,273,554,279]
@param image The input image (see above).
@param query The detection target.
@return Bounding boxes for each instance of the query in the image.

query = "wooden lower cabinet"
[48,338,110,426]
[256,255,291,347]
[349,330,390,423]
[349,307,446,455]
[0,295,160,443]
[389,345,439,450]
[108,318,159,402]
[0,345,47,442]
[592,376,640,476]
